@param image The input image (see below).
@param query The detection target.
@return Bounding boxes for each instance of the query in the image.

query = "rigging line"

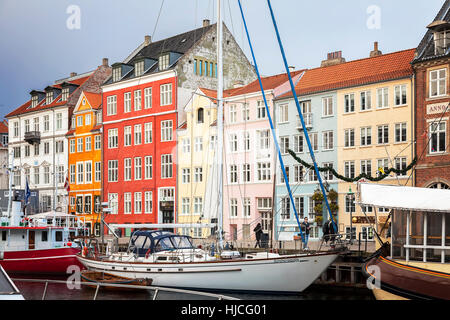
[152,0,165,40]
[227,0,236,36]
[265,0,338,234]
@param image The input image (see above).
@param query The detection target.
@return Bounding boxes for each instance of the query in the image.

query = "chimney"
[70,72,77,77]
[320,51,346,67]
[102,58,109,67]
[370,41,383,57]
[144,35,151,46]
[203,19,210,27]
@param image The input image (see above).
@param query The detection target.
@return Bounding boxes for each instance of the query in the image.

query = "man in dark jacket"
[254,223,263,248]
[301,217,311,250]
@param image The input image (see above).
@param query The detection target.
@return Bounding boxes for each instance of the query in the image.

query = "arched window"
[197,108,204,124]
[428,182,450,189]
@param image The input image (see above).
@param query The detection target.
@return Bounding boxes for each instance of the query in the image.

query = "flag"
[378,167,385,175]
[25,178,31,205]
[64,175,70,192]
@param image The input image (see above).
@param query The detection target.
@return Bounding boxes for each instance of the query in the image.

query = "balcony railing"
[296,114,313,130]
[24,131,41,144]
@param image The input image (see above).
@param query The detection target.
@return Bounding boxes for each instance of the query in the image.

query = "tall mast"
[216,0,224,249]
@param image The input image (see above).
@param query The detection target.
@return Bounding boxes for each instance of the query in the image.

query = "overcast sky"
[0,0,444,120]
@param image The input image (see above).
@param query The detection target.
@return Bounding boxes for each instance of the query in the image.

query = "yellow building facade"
[67,92,103,235]
[177,88,219,238]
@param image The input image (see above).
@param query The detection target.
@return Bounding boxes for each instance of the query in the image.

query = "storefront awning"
[359,183,450,213]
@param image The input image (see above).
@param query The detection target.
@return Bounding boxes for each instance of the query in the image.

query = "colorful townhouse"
[102,21,256,236]
[413,0,450,190]
[66,91,105,235]
[5,59,111,214]
[0,120,9,190]
[221,71,305,243]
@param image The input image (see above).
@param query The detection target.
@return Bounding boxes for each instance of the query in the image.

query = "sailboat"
[77,0,341,293]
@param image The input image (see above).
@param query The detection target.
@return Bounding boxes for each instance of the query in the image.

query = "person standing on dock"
[301,217,311,250]
[254,223,263,248]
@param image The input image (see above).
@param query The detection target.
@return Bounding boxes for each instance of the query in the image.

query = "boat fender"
[145,248,152,259]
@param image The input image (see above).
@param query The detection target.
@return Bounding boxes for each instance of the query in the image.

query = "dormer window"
[46,91,53,105]
[61,88,69,101]
[31,95,38,108]
[112,67,121,82]
[135,61,145,77]
[159,54,170,71]
[434,30,450,55]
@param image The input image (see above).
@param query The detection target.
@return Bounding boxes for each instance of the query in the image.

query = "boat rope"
[237,0,306,244]
[265,0,338,234]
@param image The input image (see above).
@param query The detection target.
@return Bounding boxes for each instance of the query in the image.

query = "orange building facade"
[67,92,103,235]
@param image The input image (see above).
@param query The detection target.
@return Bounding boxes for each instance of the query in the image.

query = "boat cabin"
[128,230,195,257]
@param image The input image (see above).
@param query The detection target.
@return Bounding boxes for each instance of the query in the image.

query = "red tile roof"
[0,120,8,134]
[83,91,102,110]
[278,49,415,99]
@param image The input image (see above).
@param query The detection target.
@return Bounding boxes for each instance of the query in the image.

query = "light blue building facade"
[273,90,338,243]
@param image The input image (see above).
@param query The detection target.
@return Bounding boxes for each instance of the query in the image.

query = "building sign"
[427,102,449,115]
[352,216,375,224]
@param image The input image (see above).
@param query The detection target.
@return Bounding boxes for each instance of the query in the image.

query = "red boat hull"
[0,247,84,275]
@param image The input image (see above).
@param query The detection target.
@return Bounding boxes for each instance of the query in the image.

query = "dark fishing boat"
[80,270,152,290]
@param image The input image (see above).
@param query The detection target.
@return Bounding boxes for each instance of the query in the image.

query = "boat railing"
[11,278,240,300]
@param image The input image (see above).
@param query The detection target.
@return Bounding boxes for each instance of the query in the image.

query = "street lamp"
[347,186,354,243]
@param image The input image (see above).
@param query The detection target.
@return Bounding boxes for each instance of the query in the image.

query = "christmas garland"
[287,149,417,183]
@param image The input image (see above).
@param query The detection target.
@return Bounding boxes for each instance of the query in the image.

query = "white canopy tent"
[358,183,450,213]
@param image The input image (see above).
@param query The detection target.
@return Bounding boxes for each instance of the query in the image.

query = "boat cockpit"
[127,230,196,257]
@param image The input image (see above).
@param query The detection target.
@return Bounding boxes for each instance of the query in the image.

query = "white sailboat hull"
[77,252,338,293]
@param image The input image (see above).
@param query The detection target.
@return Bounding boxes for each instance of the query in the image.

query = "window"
[145,156,152,179]
[242,164,251,183]
[107,95,117,115]
[323,162,334,181]
[34,144,39,156]
[394,157,407,172]
[281,198,290,220]
[31,95,39,108]
[280,136,289,154]
[257,162,271,181]
[229,165,238,183]
[95,162,101,182]
[24,119,30,133]
[257,100,266,119]
[394,85,407,106]
[308,169,317,182]
[124,158,132,181]
[377,159,389,176]
[229,105,237,123]
[34,167,40,185]
[182,168,190,184]
[244,131,250,151]
[434,30,450,54]
[13,170,21,187]
[135,60,145,77]
[360,160,372,176]
[230,199,238,218]
[85,161,92,184]
[344,129,355,147]
[33,117,40,131]
[84,195,92,214]
[429,69,447,97]
[56,113,63,130]
[242,104,250,121]
[243,198,251,218]
[124,92,131,113]
[112,67,121,82]
[85,114,91,126]
[258,130,270,149]
[144,123,152,144]
[24,145,30,157]
[108,193,118,214]
[360,127,372,146]
[77,138,83,153]
[44,115,50,131]
[195,137,203,152]
[161,154,173,178]
[209,135,217,150]
[344,161,355,179]
[124,193,132,214]
[160,83,172,106]
[159,54,170,70]
[55,141,64,153]
[322,97,333,116]
[294,196,305,218]
[144,87,152,109]
[94,135,101,150]
[134,192,142,214]
[377,125,389,144]
[182,138,191,153]
[194,197,203,214]
[395,123,407,143]
[430,122,446,154]
[96,112,102,125]
[46,91,53,105]
[344,94,355,113]
[61,88,69,101]
[108,128,118,148]
[280,166,290,184]
[278,104,289,123]
[134,157,142,180]
[181,198,190,214]
[13,122,19,137]
[197,108,204,124]
[345,195,355,213]
[360,91,372,111]
[323,131,334,150]
[310,132,318,151]
[44,142,50,154]
[194,167,203,182]
[293,165,304,183]
[76,162,84,184]
[293,135,304,153]
[144,191,152,213]
[377,88,389,109]
[85,136,91,151]
[108,160,118,182]
[76,196,83,214]
[134,90,142,111]
[161,120,173,142]
[134,124,142,145]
